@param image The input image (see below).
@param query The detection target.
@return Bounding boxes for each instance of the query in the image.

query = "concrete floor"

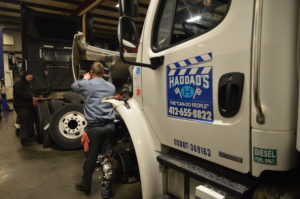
[0,111,142,199]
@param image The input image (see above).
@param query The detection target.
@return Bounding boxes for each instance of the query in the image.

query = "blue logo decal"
[166,53,214,122]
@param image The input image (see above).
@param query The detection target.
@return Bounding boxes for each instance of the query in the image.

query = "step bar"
[157,152,257,198]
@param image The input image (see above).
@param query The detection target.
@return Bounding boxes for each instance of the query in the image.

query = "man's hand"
[32,97,38,106]
[83,73,91,80]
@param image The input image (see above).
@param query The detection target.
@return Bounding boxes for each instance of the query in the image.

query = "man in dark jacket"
[13,71,36,146]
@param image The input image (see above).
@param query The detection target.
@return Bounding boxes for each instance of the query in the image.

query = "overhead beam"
[53,0,81,5]
[110,0,149,9]
[96,5,146,18]
[0,0,19,4]
[0,15,20,22]
[0,7,19,14]
[2,27,22,31]
[71,0,104,16]
[92,12,118,21]
[94,24,117,30]
[22,2,72,13]
[93,29,117,35]
[55,0,149,10]
[1,0,73,13]
[94,33,117,38]
[94,21,116,27]
[92,13,143,25]
[1,0,146,22]
[0,20,20,26]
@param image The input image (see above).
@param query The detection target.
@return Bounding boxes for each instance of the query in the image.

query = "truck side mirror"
[118,16,163,70]
[118,16,138,49]
[119,0,138,18]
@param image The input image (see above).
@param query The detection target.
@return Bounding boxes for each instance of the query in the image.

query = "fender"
[105,98,163,199]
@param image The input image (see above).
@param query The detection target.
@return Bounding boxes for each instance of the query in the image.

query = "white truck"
[105,0,300,198]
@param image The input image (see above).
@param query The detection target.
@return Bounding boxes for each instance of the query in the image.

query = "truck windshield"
[43,48,71,63]
[153,0,231,51]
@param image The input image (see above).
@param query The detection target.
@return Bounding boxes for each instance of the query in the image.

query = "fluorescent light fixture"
[115,3,119,8]
[187,16,202,22]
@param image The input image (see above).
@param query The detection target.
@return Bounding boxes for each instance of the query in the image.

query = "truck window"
[43,48,71,63]
[152,0,175,50]
[153,0,231,51]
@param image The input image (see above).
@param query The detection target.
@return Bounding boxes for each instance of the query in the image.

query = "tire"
[112,142,140,184]
[63,91,84,104]
[49,103,87,149]
[48,99,65,114]
[35,101,51,144]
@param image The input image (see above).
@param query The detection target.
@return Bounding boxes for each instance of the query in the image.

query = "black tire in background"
[48,99,65,114]
[63,91,84,104]
[35,101,51,144]
[49,103,87,149]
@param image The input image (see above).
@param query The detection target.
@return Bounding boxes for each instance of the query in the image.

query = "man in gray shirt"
[72,62,115,199]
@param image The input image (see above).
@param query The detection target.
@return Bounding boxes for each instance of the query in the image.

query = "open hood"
[71,32,136,82]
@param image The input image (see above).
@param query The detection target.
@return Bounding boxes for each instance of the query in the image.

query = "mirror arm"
[119,47,160,70]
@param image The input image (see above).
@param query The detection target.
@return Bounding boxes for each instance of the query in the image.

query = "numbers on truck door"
[169,107,212,121]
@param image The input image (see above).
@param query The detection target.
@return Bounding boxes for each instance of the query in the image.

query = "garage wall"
[3,29,22,100]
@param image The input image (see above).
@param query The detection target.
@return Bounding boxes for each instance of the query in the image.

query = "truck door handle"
[150,56,164,68]
[218,72,244,117]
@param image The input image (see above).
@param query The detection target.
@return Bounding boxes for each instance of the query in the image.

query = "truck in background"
[14,5,138,151]
[9,5,87,149]
[102,0,300,198]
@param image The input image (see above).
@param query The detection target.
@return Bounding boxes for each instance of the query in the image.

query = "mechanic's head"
[22,71,34,82]
[90,62,104,78]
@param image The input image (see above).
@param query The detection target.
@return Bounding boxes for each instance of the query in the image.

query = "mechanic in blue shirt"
[72,61,115,199]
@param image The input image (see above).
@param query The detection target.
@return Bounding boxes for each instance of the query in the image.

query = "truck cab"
[112,0,300,198]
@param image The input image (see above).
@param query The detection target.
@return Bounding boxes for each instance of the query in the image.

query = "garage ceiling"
[0,0,150,40]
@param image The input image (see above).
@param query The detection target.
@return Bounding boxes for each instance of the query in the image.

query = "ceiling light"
[187,16,202,22]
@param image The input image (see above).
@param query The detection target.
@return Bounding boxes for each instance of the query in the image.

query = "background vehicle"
[104,0,300,198]
[9,5,86,149]
[12,5,133,150]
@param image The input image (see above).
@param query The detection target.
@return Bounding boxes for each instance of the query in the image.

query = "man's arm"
[71,72,92,96]
[71,81,82,93]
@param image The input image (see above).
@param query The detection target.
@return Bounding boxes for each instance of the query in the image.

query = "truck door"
[140,0,254,173]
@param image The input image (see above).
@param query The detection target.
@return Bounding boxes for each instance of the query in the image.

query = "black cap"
[23,71,33,76]
[22,71,33,80]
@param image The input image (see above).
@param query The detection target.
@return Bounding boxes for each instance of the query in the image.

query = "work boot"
[28,134,36,141]
[20,138,30,146]
[15,129,20,137]
[101,183,113,199]
[75,181,90,195]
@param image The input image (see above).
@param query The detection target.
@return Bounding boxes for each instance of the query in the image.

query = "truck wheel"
[49,103,87,149]
[112,142,140,184]
[35,101,51,144]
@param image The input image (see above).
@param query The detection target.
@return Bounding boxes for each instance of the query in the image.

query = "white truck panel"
[140,0,253,173]
[252,129,297,176]
[251,0,298,131]
[250,0,299,175]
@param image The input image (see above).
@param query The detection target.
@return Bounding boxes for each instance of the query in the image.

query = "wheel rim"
[58,111,87,139]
